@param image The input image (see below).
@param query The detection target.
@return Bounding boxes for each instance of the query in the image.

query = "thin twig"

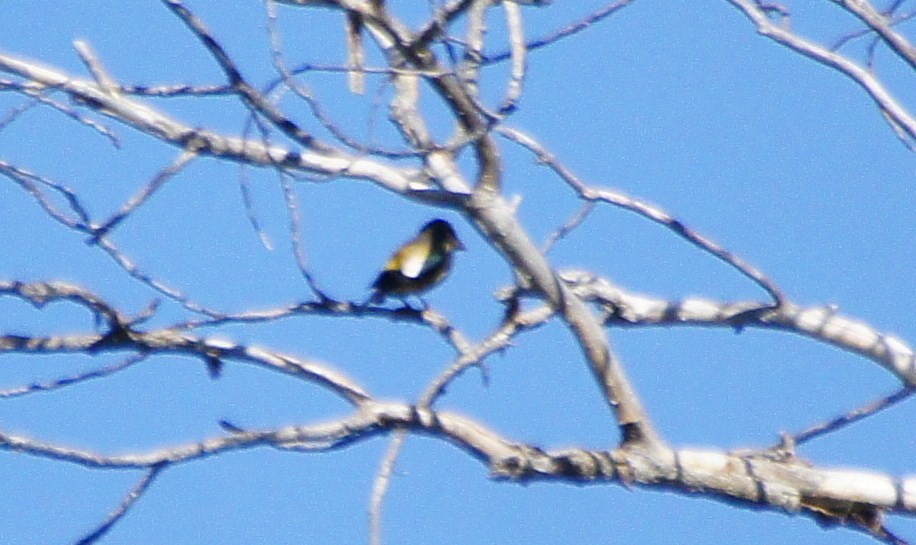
[90,150,198,240]
[0,88,42,131]
[418,303,554,408]
[75,465,165,545]
[542,201,595,254]
[369,432,408,545]
[0,353,148,399]
[279,172,333,300]
[120,83,234,96]
[93,236,222,317]
[484,0,636,64]
[726,0,916,146]
[830,0,916,72]
[0,160,94,230]
[160,0,336,154]
[792,387,915,445]
[237,163,275,250]
[0,80,119,146]
[498,126,786,305]
[265,0,406,156]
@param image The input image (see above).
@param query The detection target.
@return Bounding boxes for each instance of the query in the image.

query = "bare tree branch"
[0,50,435,196]
[2,402,915,538]
[0,353,147,399]
[2,1,913,542]
[560,271,916,386]
[76,466,164,545]
[830,0,916,71]
[726,0,916,147]
[498,126,787,306]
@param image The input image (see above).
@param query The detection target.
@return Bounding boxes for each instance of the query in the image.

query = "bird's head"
[424,219,465,252]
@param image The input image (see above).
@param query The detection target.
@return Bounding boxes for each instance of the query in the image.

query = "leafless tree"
[1,1,914,544]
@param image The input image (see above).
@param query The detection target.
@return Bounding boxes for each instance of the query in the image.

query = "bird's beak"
[455,239,466,251]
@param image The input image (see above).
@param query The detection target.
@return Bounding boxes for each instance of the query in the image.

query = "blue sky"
[1,1,915,544]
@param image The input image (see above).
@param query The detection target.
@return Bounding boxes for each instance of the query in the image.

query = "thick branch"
[466,191,663,448]
[2,402,913,535]
[0,328,371,405]
[561,271,916,386]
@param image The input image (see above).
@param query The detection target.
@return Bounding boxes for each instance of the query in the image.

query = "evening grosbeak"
[369,219,465,305]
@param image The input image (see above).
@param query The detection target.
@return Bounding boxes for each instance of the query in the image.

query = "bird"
[369,219,465,306]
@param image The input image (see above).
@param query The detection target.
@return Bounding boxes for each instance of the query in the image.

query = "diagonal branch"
[0,353,148,399]
[830,0,916,72]
[484,0,637,64]
[0,50,454,200]
[160,0,338,155]
[90,150,198,240]
[498,125,786,305]
[726,0,916,145]
[75,465,164,545]
[466,191,664,449]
